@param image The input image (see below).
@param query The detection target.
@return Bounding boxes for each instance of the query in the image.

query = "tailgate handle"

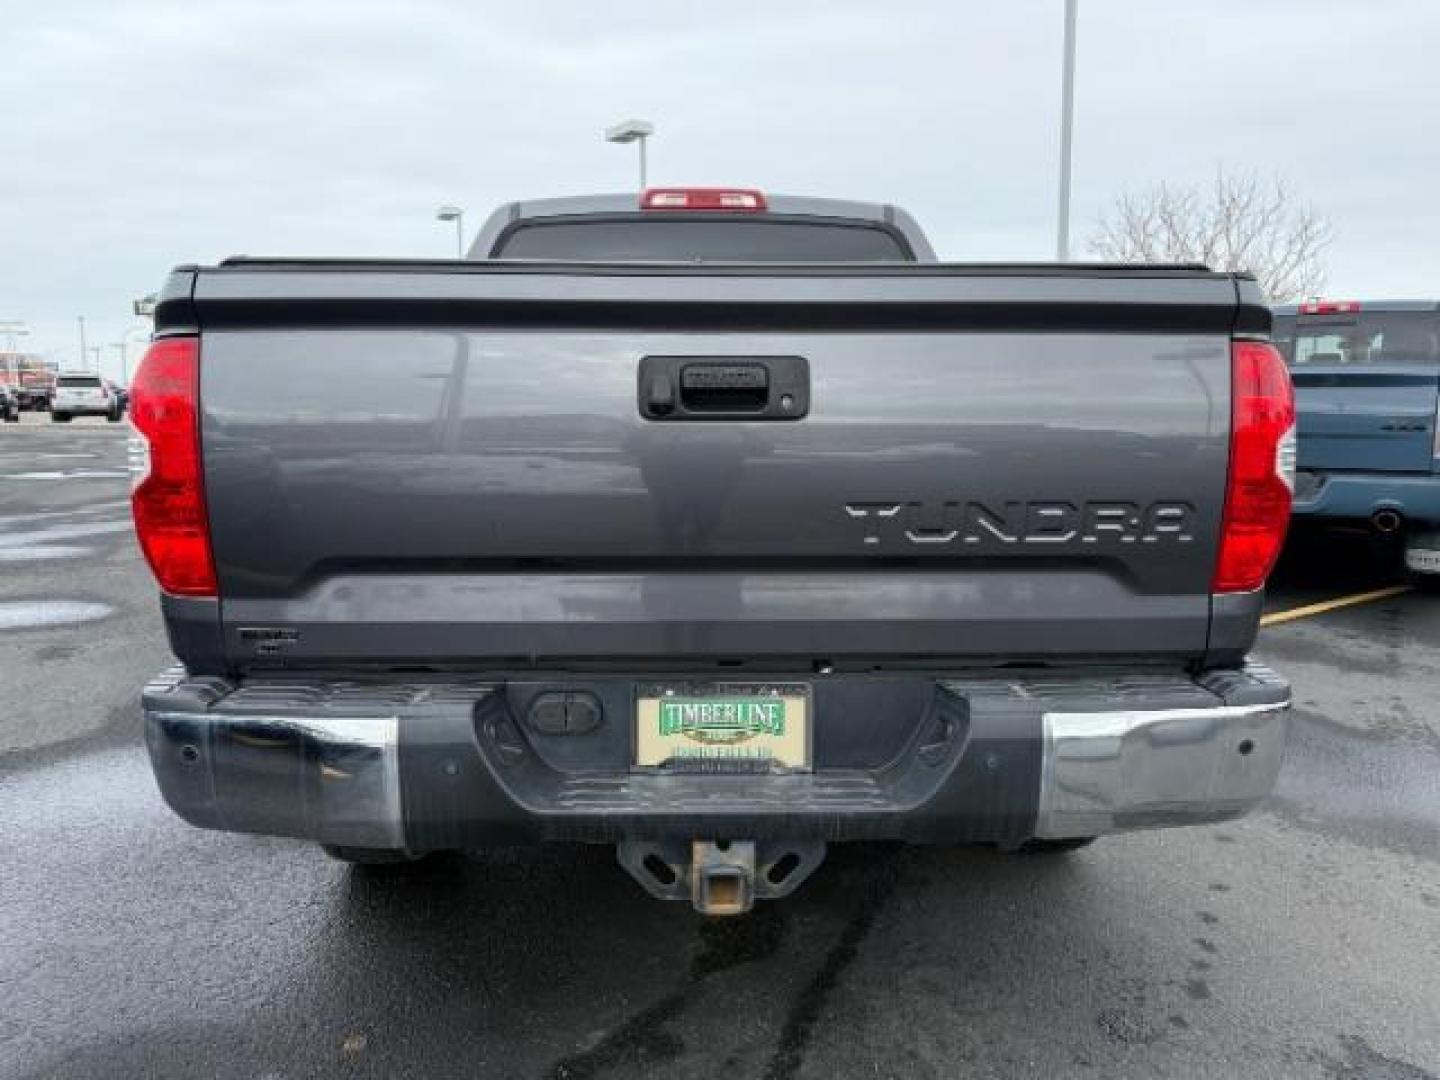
[680,363,769,412]
[639,356,810,421]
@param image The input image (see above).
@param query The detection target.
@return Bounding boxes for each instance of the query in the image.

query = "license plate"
[1406,546,1440,574]
[635,684,811,770]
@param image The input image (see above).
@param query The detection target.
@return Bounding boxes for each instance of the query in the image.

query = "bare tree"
[1089,170,1330,302]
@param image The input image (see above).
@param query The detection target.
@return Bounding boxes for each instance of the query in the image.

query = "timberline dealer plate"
[634,684,812,770]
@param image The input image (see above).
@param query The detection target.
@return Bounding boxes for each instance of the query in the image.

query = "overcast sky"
[3,0,1438,379]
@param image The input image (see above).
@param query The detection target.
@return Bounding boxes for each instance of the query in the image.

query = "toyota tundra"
[136,189,1294,914]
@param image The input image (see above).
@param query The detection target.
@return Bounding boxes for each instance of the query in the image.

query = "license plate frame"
[634,682,813,772]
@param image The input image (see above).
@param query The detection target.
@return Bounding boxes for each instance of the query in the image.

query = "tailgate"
[1291,366,1440,474]
[179,262,1253,669]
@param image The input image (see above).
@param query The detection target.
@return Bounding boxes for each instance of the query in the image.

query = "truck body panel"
[1289,365,1438,474]
[173,262,1257,673]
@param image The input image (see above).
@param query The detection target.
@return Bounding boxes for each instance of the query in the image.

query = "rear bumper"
[1293,469,1440,524]
[143,663,1290,851]
[51,405,112,416]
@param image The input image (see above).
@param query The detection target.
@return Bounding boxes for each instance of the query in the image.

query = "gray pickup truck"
[135,189,1294,914]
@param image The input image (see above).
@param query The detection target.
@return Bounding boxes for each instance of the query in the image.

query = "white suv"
[50,373,120,422]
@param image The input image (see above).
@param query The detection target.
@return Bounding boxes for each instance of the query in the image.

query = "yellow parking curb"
[1260,585,1413,627]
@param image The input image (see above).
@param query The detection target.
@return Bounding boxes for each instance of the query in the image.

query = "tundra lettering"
[844,500,1196,546]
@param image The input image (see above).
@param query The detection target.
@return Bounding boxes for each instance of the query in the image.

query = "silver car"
[50,373,121,422]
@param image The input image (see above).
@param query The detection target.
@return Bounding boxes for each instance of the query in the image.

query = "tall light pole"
[121,325,150,385]
[605,119,654,191]
[435,205,465,258]
[77,315,87,371]
[88,345,102,373]
[1056,0,1078,261]
[109,343,128,383]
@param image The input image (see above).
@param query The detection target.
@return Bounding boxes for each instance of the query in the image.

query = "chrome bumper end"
[146,707,406,852]
[1035,700,1290,839]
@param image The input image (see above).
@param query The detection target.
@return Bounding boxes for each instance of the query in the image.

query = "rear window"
[1274,312,1440,366]
[492,217,912,262]
[57,375,102,387]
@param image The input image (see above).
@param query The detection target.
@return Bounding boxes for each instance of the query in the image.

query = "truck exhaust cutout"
[618,839,827,915]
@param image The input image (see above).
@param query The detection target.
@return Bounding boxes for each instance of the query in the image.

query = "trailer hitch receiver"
[618,838,826,914]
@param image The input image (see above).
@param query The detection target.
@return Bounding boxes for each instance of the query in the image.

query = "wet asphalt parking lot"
[1,417,1437,1080]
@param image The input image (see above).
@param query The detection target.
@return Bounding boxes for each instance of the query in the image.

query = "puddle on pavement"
[0,601,114,631]
[1272,708,1440,860]
[0,520,131,546]
[0,546,93,562]
[0,501,131,527]
[0,520,130,545]
[0,520,131,562]
[2,470,129,481]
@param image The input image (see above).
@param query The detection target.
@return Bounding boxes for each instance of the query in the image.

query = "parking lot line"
[1260,584,1413,627]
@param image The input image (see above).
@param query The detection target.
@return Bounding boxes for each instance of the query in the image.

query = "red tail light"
[130,336,215,597]
[1213,341,1296,593]
[641,187,768,211]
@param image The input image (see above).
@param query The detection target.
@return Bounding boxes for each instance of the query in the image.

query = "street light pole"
[77,315,87,371]
[1056,0,1078,261]
[121,325,150,384]
[435,205,465,257]
[605,119,655,191]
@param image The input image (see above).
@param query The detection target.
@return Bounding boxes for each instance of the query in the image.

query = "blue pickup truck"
[1272,300,1440,578]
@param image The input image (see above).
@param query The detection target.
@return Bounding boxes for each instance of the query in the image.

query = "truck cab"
[469,189,938,262]
[1272,300,1440,575]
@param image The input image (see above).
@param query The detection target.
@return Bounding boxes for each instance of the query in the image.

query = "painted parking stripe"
[1260,585,1413,627]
